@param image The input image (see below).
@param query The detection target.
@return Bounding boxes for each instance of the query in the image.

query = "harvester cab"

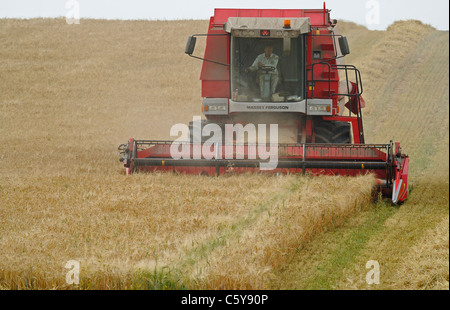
[228,18,307,103]
[119,3,410,204]
[185,9,363,145]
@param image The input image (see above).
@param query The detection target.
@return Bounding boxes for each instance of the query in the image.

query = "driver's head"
[264,45,273,57]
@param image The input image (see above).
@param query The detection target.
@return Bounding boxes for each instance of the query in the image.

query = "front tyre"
[314,120,351,143]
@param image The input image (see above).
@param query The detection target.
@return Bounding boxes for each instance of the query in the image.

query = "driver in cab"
[245,45,279,98]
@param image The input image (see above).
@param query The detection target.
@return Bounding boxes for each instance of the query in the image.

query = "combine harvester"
[119,3,409,204]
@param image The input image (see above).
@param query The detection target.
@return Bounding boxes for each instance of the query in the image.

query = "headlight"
[208,105,227,111]
[309,105,328,112]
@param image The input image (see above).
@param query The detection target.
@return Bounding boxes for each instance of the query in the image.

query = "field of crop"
[0,18,448,290]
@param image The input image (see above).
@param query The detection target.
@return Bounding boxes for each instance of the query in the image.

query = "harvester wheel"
[314,121,351,144]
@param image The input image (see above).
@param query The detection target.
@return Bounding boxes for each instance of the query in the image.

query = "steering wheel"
[259,66,275,73]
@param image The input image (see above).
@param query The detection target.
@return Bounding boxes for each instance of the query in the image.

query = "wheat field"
[0,18,448,290]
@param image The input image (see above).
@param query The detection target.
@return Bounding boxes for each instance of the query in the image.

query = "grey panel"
[224,17,311,35]
[203,98,229,115]
[229,99,306,113]
[306,99,333,116]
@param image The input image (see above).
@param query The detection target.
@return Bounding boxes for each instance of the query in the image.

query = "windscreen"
[230,36,305,103]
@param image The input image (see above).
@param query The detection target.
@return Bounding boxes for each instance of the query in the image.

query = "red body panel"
[128,140,389,180]
[200,17,229,98]
[136,143,387,162]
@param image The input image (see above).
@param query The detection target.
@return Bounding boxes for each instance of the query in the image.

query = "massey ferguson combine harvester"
[119,4,409,203]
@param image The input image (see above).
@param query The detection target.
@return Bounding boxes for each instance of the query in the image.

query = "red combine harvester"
[119,3,409,204]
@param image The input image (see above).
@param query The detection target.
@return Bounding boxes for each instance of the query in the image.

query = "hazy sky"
[1,0,449,30]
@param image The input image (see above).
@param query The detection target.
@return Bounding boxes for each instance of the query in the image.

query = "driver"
[245,45,279,98]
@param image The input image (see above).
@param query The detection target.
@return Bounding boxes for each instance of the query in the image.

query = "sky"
[1,0,449,31]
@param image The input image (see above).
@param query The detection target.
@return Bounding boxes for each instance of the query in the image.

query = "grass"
[350,177,449,290]
[268,195,393,290]
[303,199,395,290]
[131,268,188,290]
[270,177,449,290]
[396,213,449,290]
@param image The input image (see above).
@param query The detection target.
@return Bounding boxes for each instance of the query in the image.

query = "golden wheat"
[0,18,448,290]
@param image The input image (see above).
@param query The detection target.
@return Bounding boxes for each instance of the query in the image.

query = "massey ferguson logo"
[246,105,289,110]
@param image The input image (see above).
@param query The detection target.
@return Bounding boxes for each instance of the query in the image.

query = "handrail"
[306,61,365,143]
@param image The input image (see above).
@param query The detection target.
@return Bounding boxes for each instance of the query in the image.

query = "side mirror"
[338,36,350,56]
[185,36,197,55]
